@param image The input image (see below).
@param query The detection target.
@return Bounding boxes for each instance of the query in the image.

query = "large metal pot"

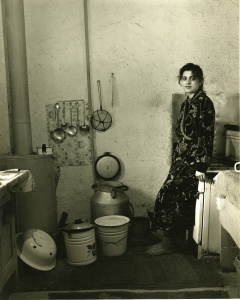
[90,181,133,222]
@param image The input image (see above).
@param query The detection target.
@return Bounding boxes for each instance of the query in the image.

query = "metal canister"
[62,219,97,266]
[90,181,132,222]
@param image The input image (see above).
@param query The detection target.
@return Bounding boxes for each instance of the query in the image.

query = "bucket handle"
[117,184,129,191]
[111,184,129,198]
[129,202,134,218]
[92,183,129,193]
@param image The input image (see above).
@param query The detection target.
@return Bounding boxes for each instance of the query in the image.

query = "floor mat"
[48,290,229,299]
[15,240,223,292]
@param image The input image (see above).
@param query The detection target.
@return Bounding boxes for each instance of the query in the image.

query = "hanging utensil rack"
[55,99,84,103]
[53,100,85,121]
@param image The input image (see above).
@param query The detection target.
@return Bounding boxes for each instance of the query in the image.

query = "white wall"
[0,0,239,222]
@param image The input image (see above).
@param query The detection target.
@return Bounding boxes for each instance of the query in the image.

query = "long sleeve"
[194,96,215,173]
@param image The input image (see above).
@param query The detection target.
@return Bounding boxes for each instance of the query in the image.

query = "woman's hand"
[195,170,205,181]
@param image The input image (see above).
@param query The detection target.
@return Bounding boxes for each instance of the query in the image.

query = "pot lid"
[62,219,94,232]
[95,152,121,180]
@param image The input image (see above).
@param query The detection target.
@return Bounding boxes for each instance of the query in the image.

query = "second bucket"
[94,215,130,257]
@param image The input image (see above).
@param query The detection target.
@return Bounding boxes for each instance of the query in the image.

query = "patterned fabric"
[153,90,215,233]
[45,102,91,167]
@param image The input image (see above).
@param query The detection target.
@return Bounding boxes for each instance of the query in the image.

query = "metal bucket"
[225,125,240,161]
[129,217,150,242]
[95,215,130,257]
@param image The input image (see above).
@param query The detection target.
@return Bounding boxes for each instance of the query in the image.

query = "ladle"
[61,101,68,129]
[51,103,66,143]
[80,101,90,132]
[76,102,80,128]
[65,102,77,137]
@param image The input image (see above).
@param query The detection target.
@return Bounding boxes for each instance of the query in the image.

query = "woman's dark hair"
[178,63,204,88]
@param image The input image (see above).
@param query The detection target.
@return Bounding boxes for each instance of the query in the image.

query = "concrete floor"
[221,271,239,298]
[6,232,240,299]
[7,256,239,299]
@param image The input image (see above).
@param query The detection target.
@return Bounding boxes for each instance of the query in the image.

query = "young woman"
[146,63,215,255]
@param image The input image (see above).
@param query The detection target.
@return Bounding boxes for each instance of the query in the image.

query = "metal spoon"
[65,102,77,137]
[50,103,66,143]
[80,100,90,132]
[61,101,68,129]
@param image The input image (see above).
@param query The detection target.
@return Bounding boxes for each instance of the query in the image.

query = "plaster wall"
[0,0,239,222]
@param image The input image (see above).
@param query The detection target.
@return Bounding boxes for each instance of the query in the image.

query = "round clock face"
[95,154,121,179]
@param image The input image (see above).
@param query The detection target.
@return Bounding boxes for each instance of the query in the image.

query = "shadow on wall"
[127,188,155,218]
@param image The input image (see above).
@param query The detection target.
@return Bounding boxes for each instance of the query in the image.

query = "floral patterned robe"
[153,90,215,234]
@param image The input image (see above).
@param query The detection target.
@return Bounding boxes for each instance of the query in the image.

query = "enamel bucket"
[94,215,130,257]
[224,125,240,161]
[62,220,97,266]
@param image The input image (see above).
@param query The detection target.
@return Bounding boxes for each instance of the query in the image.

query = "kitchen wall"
[0,0,239,223]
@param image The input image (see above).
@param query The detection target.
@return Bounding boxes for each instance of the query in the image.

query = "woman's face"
[179,70,203,96]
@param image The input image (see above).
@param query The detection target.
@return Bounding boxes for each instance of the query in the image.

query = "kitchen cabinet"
[0,192,17,293]
[0,170,34,295]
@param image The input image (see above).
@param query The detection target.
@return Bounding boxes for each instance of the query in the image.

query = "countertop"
[0,170,35,203]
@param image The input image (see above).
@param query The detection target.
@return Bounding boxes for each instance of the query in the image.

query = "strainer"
[91,80,112,131]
